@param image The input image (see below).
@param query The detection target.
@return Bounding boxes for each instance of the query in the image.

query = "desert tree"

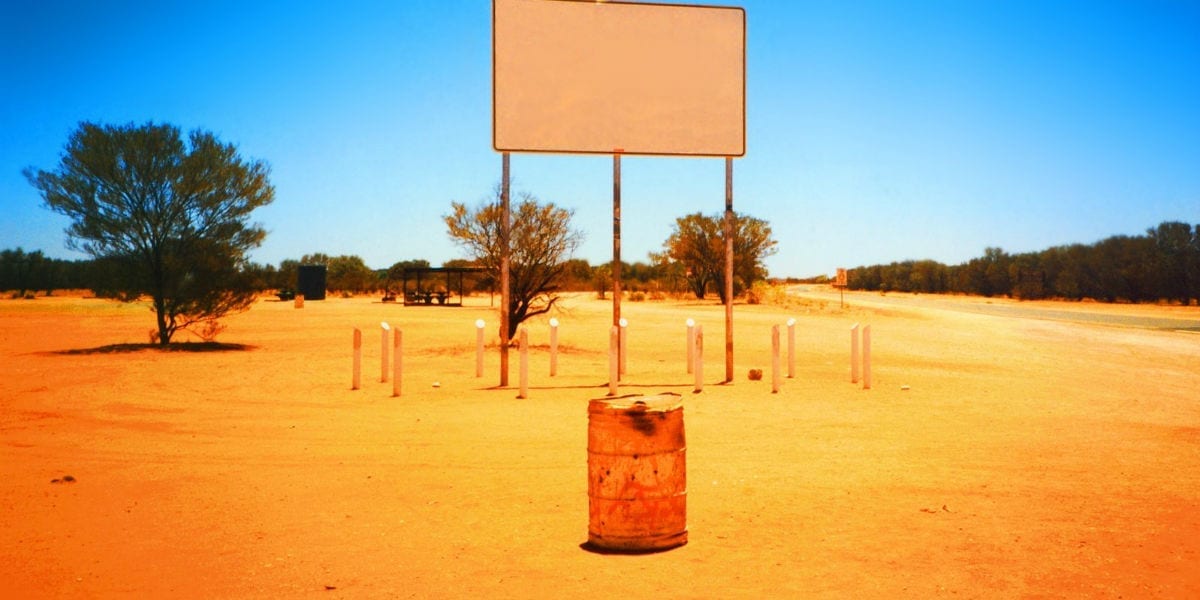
[591,263,613,298]
[716,212,776,302]
[1148,221,1198,304]
[0,248,46,297]
[387,259,431,282]
[384,258,431,295]
[648,251,688,294]
[445,190,583,339]
[1008,252,1047,300]
[274,259,300,291]
[25,121,273,344]
[240,261,278,293]
[441,258,492,294]
[293,253,378,294]
[560,258,594,291]
[663,211,777,301]
[982,247,1012,297]
[328,255,376,294]
[662,213,721,299]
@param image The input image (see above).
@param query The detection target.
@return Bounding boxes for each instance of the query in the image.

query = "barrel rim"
[583,530,689,554]
[589,392,683,413]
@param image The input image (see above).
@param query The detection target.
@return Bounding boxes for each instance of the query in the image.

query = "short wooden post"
[518,328,529,399]
[686,318,695,374]
[294,294,303,309]
[786,318,796,379]
[380,322,390,383]
[352,328,362,390]
[772,324,781,394]
[863,324,872,390]
[475,319,485,378]
[392,329,402,397]
[549,318,559,377]
[693,324,704,393]
[618,318,628,378]
[850,323,860,384]
[608,325,619,396]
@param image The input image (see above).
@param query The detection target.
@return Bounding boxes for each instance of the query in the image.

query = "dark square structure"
[297,265,327,300]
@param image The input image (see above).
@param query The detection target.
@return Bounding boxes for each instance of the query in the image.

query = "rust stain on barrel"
[626,400,658,436]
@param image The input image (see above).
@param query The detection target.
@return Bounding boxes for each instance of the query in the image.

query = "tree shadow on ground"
[45,342,257,355]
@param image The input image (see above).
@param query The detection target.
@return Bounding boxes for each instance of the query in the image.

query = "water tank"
[297,265,327,300]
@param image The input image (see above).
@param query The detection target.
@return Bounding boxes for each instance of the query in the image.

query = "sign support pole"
[500,152,511,387]
[613,153,623,367]
[724,156,734,383]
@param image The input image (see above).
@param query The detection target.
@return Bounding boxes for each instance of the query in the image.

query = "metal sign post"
[613,153,622,361]
[499,153,511,386]
[724,157,734,383]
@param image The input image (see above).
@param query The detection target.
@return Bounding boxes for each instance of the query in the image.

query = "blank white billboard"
[493,0,745,157]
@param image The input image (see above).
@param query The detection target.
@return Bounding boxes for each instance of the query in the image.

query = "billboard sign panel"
[493,0,745,157]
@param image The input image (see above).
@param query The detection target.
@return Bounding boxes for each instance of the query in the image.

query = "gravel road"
[789,285,1200,332]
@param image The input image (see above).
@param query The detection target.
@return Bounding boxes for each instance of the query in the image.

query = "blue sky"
[2,0,1198,277]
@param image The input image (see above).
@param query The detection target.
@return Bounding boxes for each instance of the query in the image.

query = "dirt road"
[791,285,1200,331]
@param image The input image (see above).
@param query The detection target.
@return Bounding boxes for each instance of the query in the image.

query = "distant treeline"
[0,249,699,298]
[10,220,1196,303]
[847,221,1200,304]
[0,248,94,297]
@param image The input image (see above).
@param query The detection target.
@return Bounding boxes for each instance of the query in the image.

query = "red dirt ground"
[2,290,1197,598]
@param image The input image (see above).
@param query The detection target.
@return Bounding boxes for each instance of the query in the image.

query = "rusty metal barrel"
[587,393,687,552]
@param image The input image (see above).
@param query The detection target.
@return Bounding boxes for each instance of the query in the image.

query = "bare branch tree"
[445,190,583,339]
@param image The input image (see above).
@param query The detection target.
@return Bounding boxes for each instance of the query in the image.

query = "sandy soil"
[2,290,1198,598]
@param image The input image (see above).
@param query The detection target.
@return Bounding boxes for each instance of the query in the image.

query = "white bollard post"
[786,318,796,379]
[693,324,704,393]
[392,329,402,397]
[352,328,362,390]
[863,324,872,390]
[608,325,619,396]
[518,328,529,399]
[549,318,559,377]
[380,322,390,383]
[850,323,860,384]
[772,324,781,394]
[686,318,695,374]
[475,319,485,378]
[618,317,628,378]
